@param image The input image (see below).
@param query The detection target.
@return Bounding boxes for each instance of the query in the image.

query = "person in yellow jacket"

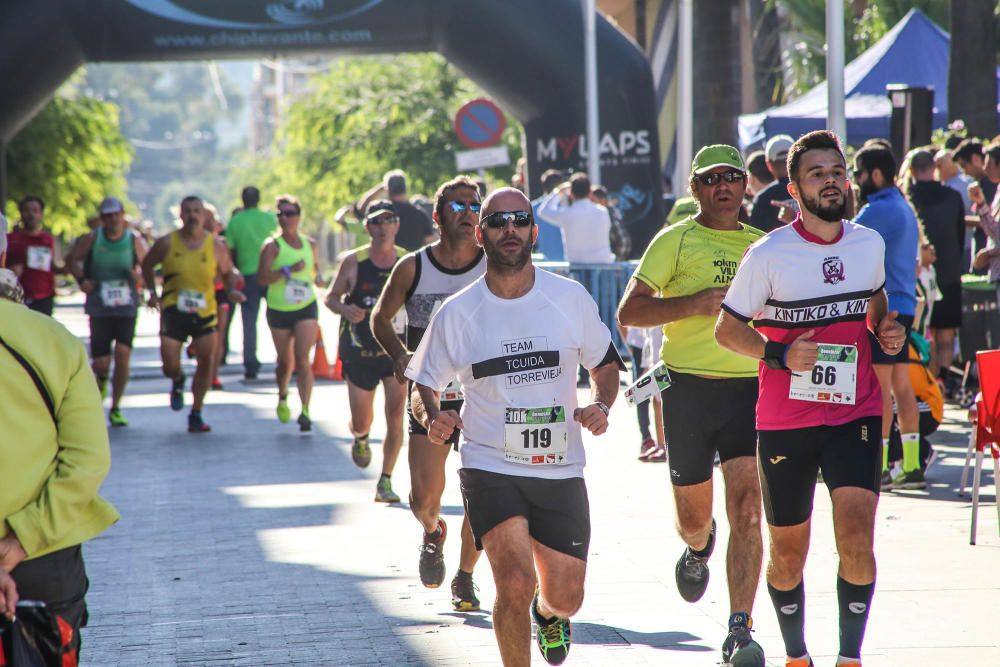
[0,273,119,662]
[142,196,245,433]
[258,194,323,432]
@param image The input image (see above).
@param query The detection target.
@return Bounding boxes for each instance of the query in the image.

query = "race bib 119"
[503,406,569,466]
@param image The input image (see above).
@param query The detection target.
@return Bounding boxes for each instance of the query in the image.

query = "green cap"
[691,144,745,175]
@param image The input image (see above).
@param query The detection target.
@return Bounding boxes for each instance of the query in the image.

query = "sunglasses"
[277,209,299,218]
[368,214,398,226]
[480,211,533,229]
[696,171,746,186]
[448,201,482,214]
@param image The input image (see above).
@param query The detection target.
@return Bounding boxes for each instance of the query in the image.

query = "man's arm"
[140,236,170,307]
[537,187,574,227]
[372,254,416,382]
[574,359,619,436]
[617,277,726,327]
[323,253,365,324]
[415,383,463,447]
[66,232,96,291]
[353,183,386,220]
[715,310,820,372]
[214,238,246,302]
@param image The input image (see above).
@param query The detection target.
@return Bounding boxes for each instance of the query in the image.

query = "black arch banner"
[0,0,664,255]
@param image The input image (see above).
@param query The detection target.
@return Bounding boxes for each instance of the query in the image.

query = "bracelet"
[594,401,610,417]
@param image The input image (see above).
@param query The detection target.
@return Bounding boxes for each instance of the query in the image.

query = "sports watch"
[761,341,789,370]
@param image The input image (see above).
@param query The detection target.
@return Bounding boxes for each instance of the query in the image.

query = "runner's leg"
[481,516,536,667]
[270,327,293,398]
[190,333,214,412]
[459,516,481,573]
[160,336,183,381]
[672,480,714,553]
[110,342,132,410]
[831,487,877,661]
[346,379,376,437]
[379,376,406,477]
[533,539,586,620]
[408,433,451,534]
[766,520,811,660]
[291,318,317,411]
[720,456,763,614]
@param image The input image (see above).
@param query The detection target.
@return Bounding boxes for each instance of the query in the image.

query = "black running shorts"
[342,353,394,392]
[458,468,590,561]
[160,306,216,342]
[660,372,758,486]
[757,415,882,527]
[265,301,318,330]
[929,283,962,330]
[90,315,137,357]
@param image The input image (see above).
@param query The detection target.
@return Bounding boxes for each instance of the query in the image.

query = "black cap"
[365,199,395,220]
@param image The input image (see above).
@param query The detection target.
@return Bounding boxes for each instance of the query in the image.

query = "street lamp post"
[584,0,601,184]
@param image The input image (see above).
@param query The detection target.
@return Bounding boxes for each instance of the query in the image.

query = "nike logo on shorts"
[571,541,583,547]
[770,455,787,464]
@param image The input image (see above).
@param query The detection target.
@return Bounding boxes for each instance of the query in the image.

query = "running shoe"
[418,518,447,588]
[187,411,211,433]
[721,617,764,666]
[784,659,813,667]
[352,434,372,468]
[97,376,108,400]
[532,589,572,665]
[451,571,480,611]
[643,444,667,463]
[169,374,185,411]
[675,518,715,602]
[276,397,291,424]
[891,468,926,490]
[375,477,400,503]
[879,469,893,491]
[108,408,128,427]
[637,437,654,458]
[211,377,224,391]
[298,411,312,433]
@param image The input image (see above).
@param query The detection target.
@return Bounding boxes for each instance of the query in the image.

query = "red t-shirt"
[6,228,56,301]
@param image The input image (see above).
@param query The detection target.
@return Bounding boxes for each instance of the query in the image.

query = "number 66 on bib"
[788,343,858,405]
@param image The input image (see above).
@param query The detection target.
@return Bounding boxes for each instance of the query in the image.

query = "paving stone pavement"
[49,297,1000,666]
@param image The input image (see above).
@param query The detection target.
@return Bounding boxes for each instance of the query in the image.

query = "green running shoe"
[375,476,400,503]
[276,396,291,424]
[352,434,372,468]
[533,589,572,665]
[108,408,128,427]
[891,467,926,490]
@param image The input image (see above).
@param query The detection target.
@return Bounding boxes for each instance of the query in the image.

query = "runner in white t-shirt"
[715,131,905,667]
[407,187,624,667]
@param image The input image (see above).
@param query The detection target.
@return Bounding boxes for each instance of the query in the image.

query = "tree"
[949,0,999,137]
[238,54,522,232]
[5,86,132,238]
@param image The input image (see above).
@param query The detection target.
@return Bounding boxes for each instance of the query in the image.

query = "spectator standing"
[935,148,976,271]
[853,145,924,489]
[590,184,631,260]
[745,150,774,198]
[226,186,278,380]
[954,140,996,259]
[538,172,614,263]
[907,149,966,379]
[355,170,435,252]
[748,134,793,232]
[0,280,120,665]
[969,144,1000,309]
[6,196,59,315]
[531,169,566,260]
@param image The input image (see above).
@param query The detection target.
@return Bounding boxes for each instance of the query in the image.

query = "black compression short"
[660,372,758,485]
[342,354,394,392]
[757,415,882,526]
[90,316,137,357]
[458,468,590,561]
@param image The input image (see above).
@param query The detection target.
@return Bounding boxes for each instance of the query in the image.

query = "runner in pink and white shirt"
[715,130,905,667]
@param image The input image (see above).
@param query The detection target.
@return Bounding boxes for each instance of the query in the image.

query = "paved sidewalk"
[51,299,1000,666]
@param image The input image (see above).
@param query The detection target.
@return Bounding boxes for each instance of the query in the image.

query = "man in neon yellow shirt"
[618,144,766,666]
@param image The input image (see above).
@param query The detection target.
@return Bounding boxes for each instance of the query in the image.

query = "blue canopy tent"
[739,8,1000,148]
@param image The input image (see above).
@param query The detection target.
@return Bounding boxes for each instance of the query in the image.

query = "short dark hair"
[746,150,773,184]
[787,130,847,184]
[982,143,1000,164]
[855,145,898,183]
[953,139,984,163]
[862,137,893,151]
[18,195,44,211]
[541,169,564,193]
[275,193,301,214]
[180,195,203,208]
[385,169,407,196]
[241,186,260,208]
[569,172,590,199]
[433,175,480,219]
[943,134,965,150]
[909,148,936,174]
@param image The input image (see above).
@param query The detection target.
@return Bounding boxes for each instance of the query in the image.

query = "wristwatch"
[594,401,610,417]
[761,341,789,370]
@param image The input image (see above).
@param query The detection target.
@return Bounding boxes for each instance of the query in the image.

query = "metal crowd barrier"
[536,260,638,354]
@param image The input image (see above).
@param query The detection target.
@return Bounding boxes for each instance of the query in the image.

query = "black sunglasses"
[277,209,300,218]
[448,201,482,214]
[367,214,398,226]
[696,171,746,186]
[480,211,533,229]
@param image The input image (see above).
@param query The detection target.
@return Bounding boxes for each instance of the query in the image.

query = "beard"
[801,189,847,222]
[482,233,532,273]
[857,178,879,204]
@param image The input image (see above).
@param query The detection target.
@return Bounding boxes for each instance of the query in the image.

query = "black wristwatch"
[761,341,789,370]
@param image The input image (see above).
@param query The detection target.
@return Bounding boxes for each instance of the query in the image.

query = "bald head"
[481,187,532,219]
[934,149,959,180]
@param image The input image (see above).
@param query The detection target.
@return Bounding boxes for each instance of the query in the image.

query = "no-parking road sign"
[454,98,506,149]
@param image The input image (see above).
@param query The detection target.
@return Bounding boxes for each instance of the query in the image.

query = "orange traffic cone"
[312,328,334,380]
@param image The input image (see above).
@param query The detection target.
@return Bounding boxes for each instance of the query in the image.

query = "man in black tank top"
[372,176,486,611]
[326,200,407,504]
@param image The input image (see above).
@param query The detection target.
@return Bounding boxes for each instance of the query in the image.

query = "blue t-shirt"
[854,187,918,316]
[531,196,565,261]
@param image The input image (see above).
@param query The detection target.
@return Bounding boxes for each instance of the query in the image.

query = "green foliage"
[5,86,132,238]
[237,54,522,232]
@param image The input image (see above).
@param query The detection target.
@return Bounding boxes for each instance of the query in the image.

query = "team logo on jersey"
[822,256,846,284]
